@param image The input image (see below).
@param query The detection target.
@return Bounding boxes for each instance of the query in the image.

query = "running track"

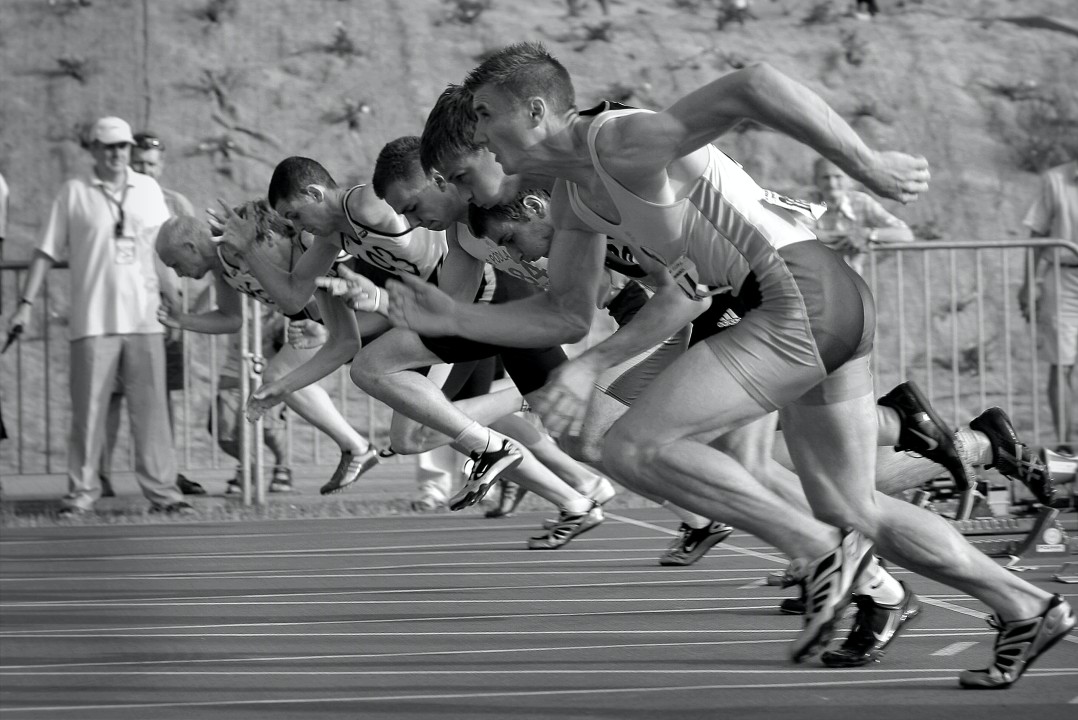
[1,507,1076,719]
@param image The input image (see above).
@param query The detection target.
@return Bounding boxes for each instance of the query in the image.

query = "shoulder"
[550,180,591,232]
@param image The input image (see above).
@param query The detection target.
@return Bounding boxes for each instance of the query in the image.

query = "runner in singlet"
[153,204,380,495]
[386,43,1072,686]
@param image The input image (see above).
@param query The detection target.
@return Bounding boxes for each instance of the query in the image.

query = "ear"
[305,184,326,203]
[521,194,547,219]
[526,97,546,126]
[432,172,448,191]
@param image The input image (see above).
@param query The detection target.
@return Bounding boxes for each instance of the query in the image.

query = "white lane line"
[5,674,1078,715]
[10,667,1078,677]
[1,596,792,609]
[931,641,979,656]
[738,579,768,589]
[0,633,1002,670]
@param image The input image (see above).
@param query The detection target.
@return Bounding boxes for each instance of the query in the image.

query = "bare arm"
[610,63,929,203]
[6,250,55,332]
[262,291,360,396]
[162,273,244,334]
[436,226,485,303]
[239,236,341,315]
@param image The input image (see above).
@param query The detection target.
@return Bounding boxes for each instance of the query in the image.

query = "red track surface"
[2,507,1076,719]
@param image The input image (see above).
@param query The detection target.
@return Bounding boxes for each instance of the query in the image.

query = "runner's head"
[420,85,513,208]
[464,42,575,174]
[268,156,339,236]
[156,215,216,279]
[372,136,464,231]
[467,188,553,262]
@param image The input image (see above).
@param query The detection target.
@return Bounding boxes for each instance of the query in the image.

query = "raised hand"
[286,318,327,349]
[212,199,258,253]
[860,151,930,204]
[385,273,456,336]
[315,264,382,313]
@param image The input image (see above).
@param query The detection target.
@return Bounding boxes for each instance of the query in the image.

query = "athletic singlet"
[216,239,302,310]
[338,185,448,280]
[565,105,820,299]
[454,222,550,289]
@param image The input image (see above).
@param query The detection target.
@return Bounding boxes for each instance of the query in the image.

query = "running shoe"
[821,581,922,667]
[176,474,207,496]
[269,466,294,494]
[485,481,529,518]
[448,438,523,511]
[658,521,734,566]
[878,381,974,490]
[969,407,1057,506]
[319,448,381,496]
[527,504,604,549]
[226,476,243,495]
[410,492,445,513]
[959,595,1075,689]
[789,529,874,663]
[149,501,197,516]
[541,476,616,529]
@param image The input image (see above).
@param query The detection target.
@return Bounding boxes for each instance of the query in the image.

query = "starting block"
[950,506,1076,569]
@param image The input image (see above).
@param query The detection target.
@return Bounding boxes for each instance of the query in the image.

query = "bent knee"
[602,420,660,480]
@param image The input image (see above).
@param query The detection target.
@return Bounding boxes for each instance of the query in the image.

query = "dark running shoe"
[149,501,197,516]
[527,505,604,549]
[821,582,922,667]
[176,474,207,496]
[320,448,380,496]
[448,438,523,511]
[969,407,1057,506]
[959,595,1075,689]
[485,481,529,518]
[659,521,734,566]
[878,381,974,490]
[780,591,807,615]
[790,530,874,663]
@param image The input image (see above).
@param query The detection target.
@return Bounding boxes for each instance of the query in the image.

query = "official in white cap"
[3,116,193,515]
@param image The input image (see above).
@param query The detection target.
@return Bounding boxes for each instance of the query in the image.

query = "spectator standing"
[97,130,207,496]
[4,116,191,515]
[807,158,914,275]
[1020,160,1078,452]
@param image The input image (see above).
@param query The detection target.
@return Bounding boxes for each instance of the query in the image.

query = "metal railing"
[3,238,1077,500]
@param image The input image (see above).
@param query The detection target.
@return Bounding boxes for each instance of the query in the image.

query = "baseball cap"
[90,117,134,146]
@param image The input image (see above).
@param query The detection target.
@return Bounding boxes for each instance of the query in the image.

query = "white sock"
[956,428,993,466]
[662,501,711,530]
[453,421,493,455]
[562,497,593,515]
[853,556,905,605]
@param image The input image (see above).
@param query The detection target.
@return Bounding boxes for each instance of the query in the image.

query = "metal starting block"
[950,506,1076,570]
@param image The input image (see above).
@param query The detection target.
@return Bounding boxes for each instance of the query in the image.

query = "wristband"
[20,297,33,307]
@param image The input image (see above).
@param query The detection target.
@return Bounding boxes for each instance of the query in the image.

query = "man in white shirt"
[5,116,191,515]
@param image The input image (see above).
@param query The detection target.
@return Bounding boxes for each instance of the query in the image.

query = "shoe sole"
[320,452,380,495]
[658,526,734,566]
[820,597,923,667]
[448,453,523,511]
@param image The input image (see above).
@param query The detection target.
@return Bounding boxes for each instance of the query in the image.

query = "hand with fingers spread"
[315,264,383,313]
[859,151,931,204]
[246,381,287,422]
[531,355,604,440]
[385,273,457,336]
[211,199,258,254]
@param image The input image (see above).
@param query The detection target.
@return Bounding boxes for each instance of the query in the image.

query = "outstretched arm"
[611,62,929,203]
[158,273,244,334]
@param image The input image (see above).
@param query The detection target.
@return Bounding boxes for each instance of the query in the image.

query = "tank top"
[338,185,447,280]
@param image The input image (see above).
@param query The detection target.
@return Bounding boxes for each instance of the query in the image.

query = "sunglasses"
[135,136,164,151]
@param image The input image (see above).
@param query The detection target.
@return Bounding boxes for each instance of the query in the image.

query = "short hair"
[420,84,481,174]
[133,132,165,152]
[268,156,337,209]
[463,42,575,114]
[371,136,425,199]
[467,188,551,240]
[156,215,208,255]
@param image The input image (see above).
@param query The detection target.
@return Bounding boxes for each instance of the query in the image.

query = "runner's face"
[442,150,513,208]
[276,192,335,236]
[485,212,553,263]
[471,85,534,175]
[382,177,458,232]
[162,243,211,280]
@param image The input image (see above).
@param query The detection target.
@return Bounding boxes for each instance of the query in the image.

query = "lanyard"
[98,175,130,237]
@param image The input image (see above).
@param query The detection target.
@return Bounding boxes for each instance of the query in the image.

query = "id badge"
[115,236,137,265]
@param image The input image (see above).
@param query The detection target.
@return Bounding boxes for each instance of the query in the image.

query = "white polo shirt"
[37,170,171,340]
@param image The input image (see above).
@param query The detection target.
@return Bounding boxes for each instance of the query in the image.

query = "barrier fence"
[2,237,1076,504]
